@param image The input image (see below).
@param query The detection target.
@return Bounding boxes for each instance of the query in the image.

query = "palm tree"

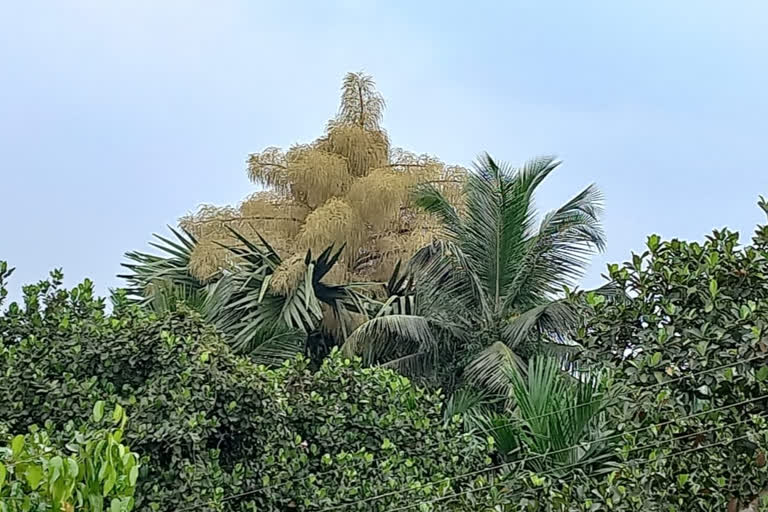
[447,356,612,472]
[119,227,210,314]
[343,153,606,393]
[119,227,370,366]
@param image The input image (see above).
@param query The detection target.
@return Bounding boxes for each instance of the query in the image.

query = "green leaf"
[11,435,25,457]
[129,465,139,486]
[650,352,662,366]
[648,234,660,251]
[709,279,718,297]
[25,464,43,490]
[112,404,124,424]
[0,462,6,490]
[66,457,79,478]
[93,400,105,423]
[104,469,116,496]
[49,456,63,482]
[740,305,751,320]
[677,474,689,486]
[756,366,768,382]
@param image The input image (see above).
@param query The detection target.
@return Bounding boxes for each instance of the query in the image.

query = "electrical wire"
[176,388,768,511]
[316,393,768,510]
[177,353,768,510]
[386,430,758,512]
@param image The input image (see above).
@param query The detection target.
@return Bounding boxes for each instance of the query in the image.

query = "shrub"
[508,200,768,510]
[0,403,139,512]
[0,268,505,511]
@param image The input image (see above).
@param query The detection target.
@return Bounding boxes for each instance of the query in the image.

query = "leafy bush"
[508,200,768,510]
[0,402,139,512]
[0,267,506,511]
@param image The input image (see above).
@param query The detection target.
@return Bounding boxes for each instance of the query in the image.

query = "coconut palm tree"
[342,153,606,393]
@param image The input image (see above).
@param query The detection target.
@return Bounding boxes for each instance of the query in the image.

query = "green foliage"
[118,227,209,314]
[509,201,768,510]
[0,403,139,512]
[0,269,507,511]
[503,356,610,470]
[344,153,607,396]
[0,261,13,308]
[119,227,366,366]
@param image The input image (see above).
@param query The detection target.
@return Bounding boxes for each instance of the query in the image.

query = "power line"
[177,353,768,511]
[315,394,768,510]
[386,430,758,512]
[180,392,767,512]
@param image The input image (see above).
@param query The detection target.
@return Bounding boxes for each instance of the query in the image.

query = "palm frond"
[503,184,605,309]
[463,341,525,395]
[466,408,522,458]
[119,226,206,308]
[504,356,610,470]
[461,154,534,308]
[443,387,491,425]
[341,240,478,380]
[143,279,208,315]
[502,300,581,350]
[407,239,489,322]
[209,229,374,357]
[379,352,433,380]
[240,324,306,367]
[412,183,463,239]
[343,314,437,365]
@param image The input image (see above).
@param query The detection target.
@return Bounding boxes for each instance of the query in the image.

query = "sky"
[1,0,767,303]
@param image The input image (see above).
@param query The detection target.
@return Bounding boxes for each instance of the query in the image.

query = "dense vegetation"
[3,73,768,511]
[504,199,768,510]
[0,402,138,512]
[0,273,509,510]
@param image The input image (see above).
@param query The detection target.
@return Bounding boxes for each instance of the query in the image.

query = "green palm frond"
[239,323,306,367]
[342,241,474,377]
[460,154,539,307]
[119,226,206,310]
[443,387,492,426]
[463,341,525,395]
[412,184,463,239]
[466,408,522,458]
[143,279,208,315]
[504,355,610,470]
[503,300,581,349]
[343,314,437,368]
[503,184,605,310]
[209,228,374,358]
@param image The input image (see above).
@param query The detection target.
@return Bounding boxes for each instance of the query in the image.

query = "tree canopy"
[343,154,606,394]
[180,72,466,286]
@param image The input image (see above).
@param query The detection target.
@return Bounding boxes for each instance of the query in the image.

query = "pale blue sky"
[2,1,767,301]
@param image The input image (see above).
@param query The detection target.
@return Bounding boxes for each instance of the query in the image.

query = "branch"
[189,215,303,226]
[249,160,288,170]
[387,163,429,168]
